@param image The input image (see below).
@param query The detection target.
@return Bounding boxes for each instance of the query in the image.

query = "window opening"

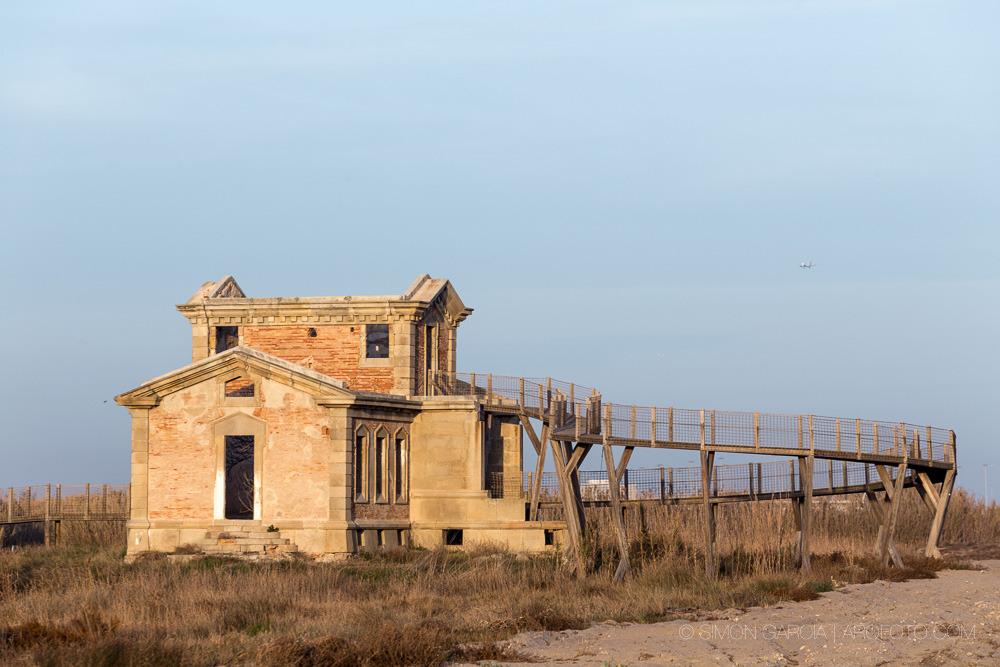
[394,434,407,502]
[224,377,254,398]
[224,435,254,520]
[423,325,437,391]
[215,326,239,354]
[355,431,368,501]
[307,327,317,337]
[374,434,386,500]
[444,529,463,546]
[366,324,390,359]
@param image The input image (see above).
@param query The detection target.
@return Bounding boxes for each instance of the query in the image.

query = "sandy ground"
[490,560,1000,666]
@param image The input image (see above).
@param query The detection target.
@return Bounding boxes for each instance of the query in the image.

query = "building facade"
[116,275,554,556]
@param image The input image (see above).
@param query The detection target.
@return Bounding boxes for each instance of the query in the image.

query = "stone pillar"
[327,406,356,553]
[392,319,417,396]
[191,317,211,363]
[127,407,152,553]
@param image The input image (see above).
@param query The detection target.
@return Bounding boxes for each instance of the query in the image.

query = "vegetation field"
[1,487,997,666]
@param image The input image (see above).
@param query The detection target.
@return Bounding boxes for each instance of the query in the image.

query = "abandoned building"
[116,275,550,556]
[117,275,956,575]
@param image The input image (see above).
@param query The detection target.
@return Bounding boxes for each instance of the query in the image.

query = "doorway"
[225,435,254,520]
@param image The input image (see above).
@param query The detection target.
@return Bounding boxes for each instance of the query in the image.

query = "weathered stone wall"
[146,375,331,522]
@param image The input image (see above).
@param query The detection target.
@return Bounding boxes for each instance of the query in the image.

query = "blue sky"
[1,1,997,498]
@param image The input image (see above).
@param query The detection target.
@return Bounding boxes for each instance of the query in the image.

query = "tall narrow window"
[394,431,408,502]
[424,325,437,392]
[374,433,385,500]
[355,428,369,502]
[366,324,390,359]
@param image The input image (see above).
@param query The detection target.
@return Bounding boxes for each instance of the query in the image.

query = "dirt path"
[495,560,1000,666]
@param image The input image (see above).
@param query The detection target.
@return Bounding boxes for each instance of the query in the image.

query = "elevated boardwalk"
[0,484,129,546]
[431,372,957,578]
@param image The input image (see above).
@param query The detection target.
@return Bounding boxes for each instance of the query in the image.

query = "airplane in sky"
[799,261,816,269]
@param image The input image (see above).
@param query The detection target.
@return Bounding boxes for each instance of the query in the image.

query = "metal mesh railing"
[0,484,129,523]
[487,459,914,502]
[431,372,955,464]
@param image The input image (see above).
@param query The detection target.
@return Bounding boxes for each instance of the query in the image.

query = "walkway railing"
[432,372,955,465]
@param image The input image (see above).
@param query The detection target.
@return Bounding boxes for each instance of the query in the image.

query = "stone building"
[116,275,551,556]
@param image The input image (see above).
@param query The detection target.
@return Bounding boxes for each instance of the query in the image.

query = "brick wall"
[146,375,333,522]
[242,325,394,393]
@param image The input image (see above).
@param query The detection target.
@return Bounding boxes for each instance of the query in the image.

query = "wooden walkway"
[432,372,958,580]
[0,484,129,546]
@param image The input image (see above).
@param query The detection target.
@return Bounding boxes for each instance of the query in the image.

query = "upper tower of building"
[176,275,472,396]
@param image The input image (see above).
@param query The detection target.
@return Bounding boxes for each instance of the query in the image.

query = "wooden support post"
[520,416,549,521]
[701,451,716,578]
[865,489,904,568]
[669,468,674,497]
[827,462,833,491]
[855,418,861,455]
[809,415,814,453]
[519,377,525,407]
[874,423,879,455]
[926,426,933,461]
[659,467,666,502]
[668,407,674,442]
[799,456,813,573]
[842,461,848,488]
[630,405,636,440]
[749,462,754,496]
[56,484,61,517]
[102,484,108,516]
[530,428,549,521]
[549,438,584,574]
[44,484,51,547]
[651,406,656,445]
[754,412,760,448]
[875,463,908,567]
[603,442,631,581]
[710,410,716,446]
[756,463,762,496]
[700,410,705,448]
[789,460,796,492]
[836,419,841,452]
[924,468,956,558]
[798,415,803,449]
[792,497,803,566]
[85,483,91,520]
[7,487,12,523]
[575,401,582,441]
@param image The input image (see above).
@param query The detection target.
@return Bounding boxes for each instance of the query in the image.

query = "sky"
[1,1,997,498]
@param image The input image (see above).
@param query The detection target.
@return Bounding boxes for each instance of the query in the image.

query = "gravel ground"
[489,560,1000,666]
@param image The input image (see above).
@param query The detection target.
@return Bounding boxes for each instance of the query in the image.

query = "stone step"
[206,530,284,540]
[211,525,264,533]
[202,543,298,554]
[215,538,289,547]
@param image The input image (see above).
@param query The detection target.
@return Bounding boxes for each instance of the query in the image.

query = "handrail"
[430,371,956,465]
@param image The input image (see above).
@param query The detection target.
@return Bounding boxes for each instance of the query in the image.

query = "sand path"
[493,560,1000,666]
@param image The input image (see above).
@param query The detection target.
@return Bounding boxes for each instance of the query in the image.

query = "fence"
[0,484,130,524]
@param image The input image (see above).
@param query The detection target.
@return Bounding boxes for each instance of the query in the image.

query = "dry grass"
[0,487,996,666]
